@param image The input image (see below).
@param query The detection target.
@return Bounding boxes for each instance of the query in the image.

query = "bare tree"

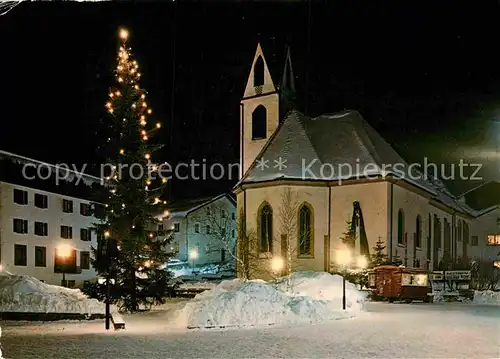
[276,188,300,289]
[193,203,241,273]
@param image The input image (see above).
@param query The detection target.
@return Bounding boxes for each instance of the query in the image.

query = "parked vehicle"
[368,265,432,303]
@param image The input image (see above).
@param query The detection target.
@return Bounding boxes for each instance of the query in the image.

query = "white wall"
[0,181,98,286]
[161,196,237,266]
[470,208,500,263]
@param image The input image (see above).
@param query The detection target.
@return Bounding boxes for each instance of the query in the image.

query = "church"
[233,43,497,280]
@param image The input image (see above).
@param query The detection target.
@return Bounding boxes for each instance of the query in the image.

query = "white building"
[159,193,237,267]
[469,206,500,264]
[0,151,101,287]
[234,43,498,280]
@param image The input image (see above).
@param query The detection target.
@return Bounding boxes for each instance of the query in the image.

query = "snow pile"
[473,290,500,305]
[275,272,366,311]
[0,272,106,314]
[175,272,365,328]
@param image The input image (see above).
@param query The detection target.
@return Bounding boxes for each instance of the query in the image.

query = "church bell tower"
[239,43,280,179]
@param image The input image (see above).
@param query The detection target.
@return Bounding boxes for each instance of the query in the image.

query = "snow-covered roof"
[236,109,483,218]
[238,110,435,193]
[161,193,236,218]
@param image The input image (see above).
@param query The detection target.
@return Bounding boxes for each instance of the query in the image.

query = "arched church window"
[415,215,422,248]
[258,203,273,253]
[254,56,265,87]
[397,209,405,245]
[298,203,313,256]
[252,105,267,140]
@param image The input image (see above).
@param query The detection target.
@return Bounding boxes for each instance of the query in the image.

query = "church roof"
[236,109,480,217]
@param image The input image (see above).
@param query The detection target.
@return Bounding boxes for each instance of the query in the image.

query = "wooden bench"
[111,312,125,330]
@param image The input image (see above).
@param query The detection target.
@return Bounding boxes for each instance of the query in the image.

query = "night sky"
[1,1,500,199]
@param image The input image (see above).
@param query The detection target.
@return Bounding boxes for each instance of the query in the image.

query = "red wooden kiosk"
[368,265,431,303]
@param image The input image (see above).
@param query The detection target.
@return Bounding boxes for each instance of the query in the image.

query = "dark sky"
[1,1,500,199]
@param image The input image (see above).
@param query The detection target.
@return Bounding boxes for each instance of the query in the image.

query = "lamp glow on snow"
[271,256,284,273]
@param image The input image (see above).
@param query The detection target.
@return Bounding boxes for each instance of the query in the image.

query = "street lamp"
[56,243,72,287]
[271,256,285,274]
[189,248,198,268]
[336,248,352,310]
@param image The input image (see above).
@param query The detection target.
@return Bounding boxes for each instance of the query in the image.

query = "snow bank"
[174,272,365,328]
[473,290,500,305]
[0,272,106,314]
[275,272,366,311]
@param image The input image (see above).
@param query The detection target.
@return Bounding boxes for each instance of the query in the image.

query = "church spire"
[280,46,297,117]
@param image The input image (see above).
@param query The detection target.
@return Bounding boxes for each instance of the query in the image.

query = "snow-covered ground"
[472,290,500,305]
[2,302,499,358]
[0,271,108,314]
[173,272,366,328]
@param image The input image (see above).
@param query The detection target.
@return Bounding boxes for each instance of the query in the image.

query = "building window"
[298,204,313,256]
[253,56,265,87]
[80,228,91,242]
[80,251,90,270]
[13,189,28,205]
[397,209,405,245]
[252,105,267,140]
[471,235,478,246]
[34,193,48,209]
[14,244,27,266]
[415,258,421,268]
[62,199,73,213]
[13,218,28,234]
[258,203,273,253]
[194,224,200,233]
[457,220,462,241]
[34,222,48,236]
[206,225,210,234]
[61,225,73,239]
[232,212,235,220]
[80,203,91,216]
[232,229,235,238]
[415,215,422,248]
[487,235,500,246]
[174,223,180,232]
[35,246,46,267]
[221,209,226,218]
[158,224,164,231]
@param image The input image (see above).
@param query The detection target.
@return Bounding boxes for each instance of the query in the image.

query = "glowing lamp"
[189,248,198,260]
[356,255,368,269]
[57,243,72,258]
[270,256,284,273]
[336,248,352,267]
[119,28,129,40]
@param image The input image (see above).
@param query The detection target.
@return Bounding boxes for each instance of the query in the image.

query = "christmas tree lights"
[89,27,173,313]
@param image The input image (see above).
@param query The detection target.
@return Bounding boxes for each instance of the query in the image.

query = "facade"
[469,206,500,264]
[234,43,492,280]
[159,193,237,267]
[0,151,101,286]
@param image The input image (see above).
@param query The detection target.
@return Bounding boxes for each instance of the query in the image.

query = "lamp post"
[56,243,72,287]
[189,248,198,268]
[336,248,352,310]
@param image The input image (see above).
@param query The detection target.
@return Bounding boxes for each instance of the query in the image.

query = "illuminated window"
[487,235,500,246]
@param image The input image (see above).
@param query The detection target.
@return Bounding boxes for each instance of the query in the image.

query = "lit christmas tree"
[90,28,173,313]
